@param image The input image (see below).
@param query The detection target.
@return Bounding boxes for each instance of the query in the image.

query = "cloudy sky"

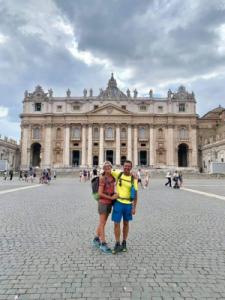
[0,0,225,141]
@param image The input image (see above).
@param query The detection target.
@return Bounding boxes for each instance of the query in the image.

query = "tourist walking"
[9,170,13,180]
[165,171,172,187]
[3,170,7,180]
[173,171,180,189]
[143,170,149,188]
[137,168,143,189]
[111,160,138,254]
[178,171,183,187]
[93,161,118,253]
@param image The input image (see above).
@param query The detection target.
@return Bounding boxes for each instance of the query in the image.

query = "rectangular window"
[34,103,41,111]
[73,105,80,111]
[139,105,147,111]
[121,143,126,147]
[94,142,99,146]
[141,143,146,147]
[33,128,40,139]
[121,105,126,110]
[71,127,81,139]
[179,103,185,112]
[57,105,62,112]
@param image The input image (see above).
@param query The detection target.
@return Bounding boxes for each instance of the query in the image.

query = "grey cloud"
[1,0,225,139]
[54,0,225,83]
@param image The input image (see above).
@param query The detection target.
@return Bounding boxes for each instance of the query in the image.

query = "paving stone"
[0,178,225,299]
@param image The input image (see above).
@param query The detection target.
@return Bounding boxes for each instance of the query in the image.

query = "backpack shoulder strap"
[117,171,123,182]
[131,175,134,185]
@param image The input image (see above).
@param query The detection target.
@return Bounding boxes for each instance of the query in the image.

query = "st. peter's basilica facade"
[20,74,198,170]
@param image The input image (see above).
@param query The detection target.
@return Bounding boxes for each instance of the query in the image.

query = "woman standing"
[93,161,118,253]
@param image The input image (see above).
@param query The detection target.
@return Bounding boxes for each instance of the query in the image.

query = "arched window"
[106,127,113,139]
[56,128,61,139]
[158,128,163,139]
[139,127,146,139]
[121,128,126,139]
[93,127,99,139]
[33,127,40,139]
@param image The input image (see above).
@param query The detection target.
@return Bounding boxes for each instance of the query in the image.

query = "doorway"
[178,143,188,167]
[93,155,99,166]
[72,150,80,166]
[106,150,114,164]
[31,143,41,167]
[139,150,147,166]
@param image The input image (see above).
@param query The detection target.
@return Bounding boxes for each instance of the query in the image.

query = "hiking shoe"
[112,242,122,254]
[92,237,100,248]
[121,240,127,252]
[100,243,112,254]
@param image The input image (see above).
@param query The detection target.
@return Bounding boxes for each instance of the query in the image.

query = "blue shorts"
[112,201,133,223]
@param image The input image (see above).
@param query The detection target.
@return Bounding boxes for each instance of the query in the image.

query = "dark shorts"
[138,178,142,183]
[98,202,112,215]
[112,201,133,223]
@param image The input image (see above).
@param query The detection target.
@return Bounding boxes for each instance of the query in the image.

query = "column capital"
[191,124,197,129]
[44,123,53,128]
[167,124,174,129]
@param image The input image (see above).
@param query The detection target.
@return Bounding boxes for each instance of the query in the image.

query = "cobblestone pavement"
[0,178,225,300]
[183,179,225,197]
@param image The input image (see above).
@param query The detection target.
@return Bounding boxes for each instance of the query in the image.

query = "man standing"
[111,160,138,254]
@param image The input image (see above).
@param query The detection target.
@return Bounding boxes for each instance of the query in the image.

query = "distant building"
[0,135,20,171]
[198,106,225,173]
[20,74,198,170]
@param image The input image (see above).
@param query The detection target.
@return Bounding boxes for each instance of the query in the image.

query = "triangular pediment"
[88,103,132,115]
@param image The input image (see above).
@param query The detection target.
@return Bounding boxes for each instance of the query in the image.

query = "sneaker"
[121,240,127,252]
[100,243,112,254]
[92,237,100,248]
[112,242,122,254]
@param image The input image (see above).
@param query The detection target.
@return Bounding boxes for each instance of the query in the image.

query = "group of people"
[39,169,56,184]
[137,168,150,189]
[19,168,37,182]
[165,170,183,188]
[2,170,14,180]
[79,169,91,182]
[93,160,138,254]
[80,168,98,182]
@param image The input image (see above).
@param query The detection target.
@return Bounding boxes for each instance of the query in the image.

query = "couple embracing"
[93,160,138,254]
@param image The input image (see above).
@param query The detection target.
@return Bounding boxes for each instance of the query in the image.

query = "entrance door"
[106,150,113,164]
[93,155,99,166]
[121,156,126,165]
[178,144,188,167]
[72,150,80,166]
[139,150,147,166]
[31,143,41,167]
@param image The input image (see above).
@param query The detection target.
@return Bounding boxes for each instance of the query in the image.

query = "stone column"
[149,125,155,166]
[191,125,198,167]
[116,125,120,165]
[44,125,52,168]
[63,125,70,167]
[81,125,87,167]
[166,125,175,166]
[133,126,138,166]
[87,125,92,167]
[21,125,29,169]
[99,125,104,166]
[127,125,132,161]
